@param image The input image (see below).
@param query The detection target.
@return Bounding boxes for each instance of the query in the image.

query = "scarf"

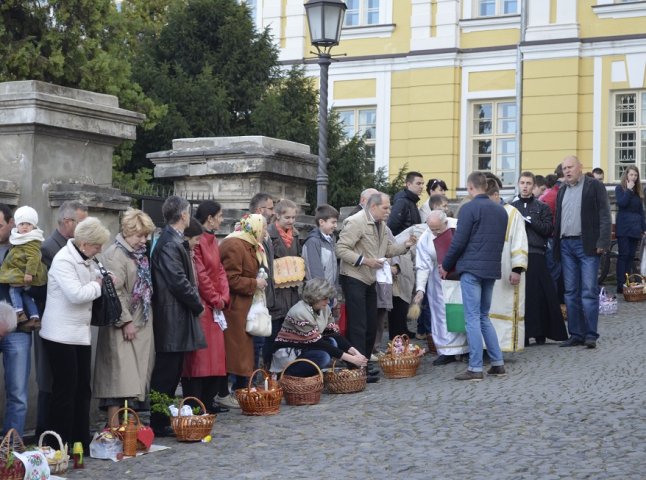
[225,214,268,267]
[274,300,322,345]
[276,223,294,249]
[116,234,153,323]
[9,228,44,246]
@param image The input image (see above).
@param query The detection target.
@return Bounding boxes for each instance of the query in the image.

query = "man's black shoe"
[584,338,597,349]
[366,374,380,384]
[560,337,583,347]
[432,355,456,366]
[536,336,546,345]
[367,366,380,376]
[209,404,230,414]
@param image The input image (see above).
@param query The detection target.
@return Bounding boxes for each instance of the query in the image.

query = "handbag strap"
[93,258,110,278]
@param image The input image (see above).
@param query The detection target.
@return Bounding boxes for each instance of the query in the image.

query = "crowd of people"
[0,154,640,452]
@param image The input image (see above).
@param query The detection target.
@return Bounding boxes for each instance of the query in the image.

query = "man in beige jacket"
[337,193,416,381]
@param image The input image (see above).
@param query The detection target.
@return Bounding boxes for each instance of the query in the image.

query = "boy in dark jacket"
[302,204,339,289]
[387,171,424,235]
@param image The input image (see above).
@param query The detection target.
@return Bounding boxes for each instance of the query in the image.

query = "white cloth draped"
[415,228,468,356]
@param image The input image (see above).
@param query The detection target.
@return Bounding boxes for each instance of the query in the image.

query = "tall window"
[476,0,518,17]
[337,107,377,170]
[471,100,517,186]
[344,0,380,27]
[613,92,646,180]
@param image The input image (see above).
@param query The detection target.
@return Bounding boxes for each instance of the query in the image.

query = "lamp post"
[304,0,346,207]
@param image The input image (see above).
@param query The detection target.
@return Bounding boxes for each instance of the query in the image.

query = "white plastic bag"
[245,291,271,336]
[89,431,123,461]
[640,237,646,276]
[598,287,617,316]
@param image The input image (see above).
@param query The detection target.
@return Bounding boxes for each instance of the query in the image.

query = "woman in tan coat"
[93,209,156,427]
[219,214,268,391]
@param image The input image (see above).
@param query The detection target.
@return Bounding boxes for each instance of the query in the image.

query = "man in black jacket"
[150,196,205,435]
[554,156,611,349]
[512,172,567,346]
[387,171,424,235]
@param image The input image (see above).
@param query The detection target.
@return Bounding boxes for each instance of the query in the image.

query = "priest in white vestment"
[413,211,468,360]
[487,188,529,353]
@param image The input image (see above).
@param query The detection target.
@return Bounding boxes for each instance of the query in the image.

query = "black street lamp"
[304,0,346,207]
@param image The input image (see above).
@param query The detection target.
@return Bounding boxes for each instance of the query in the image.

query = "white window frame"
[472,0,519,18]
[469,99,518,187]
[341,0,394,40]
[611,91,646,181]
[336,106,378,171]
[460,0,520,32]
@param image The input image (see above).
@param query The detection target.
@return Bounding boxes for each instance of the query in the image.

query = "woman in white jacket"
[39,217,110,452]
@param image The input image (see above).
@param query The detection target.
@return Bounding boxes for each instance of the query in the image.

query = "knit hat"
[184,217,204,238]
[13,206,38,227]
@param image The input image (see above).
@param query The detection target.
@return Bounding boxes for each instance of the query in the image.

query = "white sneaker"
[214,393,240,409]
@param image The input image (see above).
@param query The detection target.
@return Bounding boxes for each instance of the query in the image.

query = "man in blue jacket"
[440,171,508,381]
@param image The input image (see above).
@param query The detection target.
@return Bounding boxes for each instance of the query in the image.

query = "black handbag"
[91,258,122,327]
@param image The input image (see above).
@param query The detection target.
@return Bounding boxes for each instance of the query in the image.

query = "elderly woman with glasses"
[40,217,111,452]
[271,278,367,377]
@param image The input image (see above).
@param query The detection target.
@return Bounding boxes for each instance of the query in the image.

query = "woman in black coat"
[615,166,646,293]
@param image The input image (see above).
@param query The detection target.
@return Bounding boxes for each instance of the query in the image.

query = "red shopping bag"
[338,303,347,336]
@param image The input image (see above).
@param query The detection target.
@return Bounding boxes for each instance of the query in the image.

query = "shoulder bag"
[91,258,122,327]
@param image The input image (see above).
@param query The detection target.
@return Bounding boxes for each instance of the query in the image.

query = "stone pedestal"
[148,136,318,211]
[0,80,144,233]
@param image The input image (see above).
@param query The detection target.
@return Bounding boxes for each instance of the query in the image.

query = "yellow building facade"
[249,0,646,190]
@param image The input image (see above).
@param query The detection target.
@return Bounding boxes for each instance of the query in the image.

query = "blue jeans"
[561,238,600,341]
[0,331,32,436]
[284,349,331,377]
[460,272,504,372]
[9,286,39,318]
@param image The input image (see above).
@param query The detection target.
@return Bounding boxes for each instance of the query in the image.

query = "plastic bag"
[598,287,617,315]
[245,291,271,336]
[89,431,123,461]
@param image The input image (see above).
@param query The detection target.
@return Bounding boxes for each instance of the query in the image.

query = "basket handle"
[109,407,142,428]
[244,368,272,391]
[279,358,324,381]
[625,273,645,285]
[178,396,208,415]
[37,430,66,453]
[392,334,411,354]
[1,428,26,459]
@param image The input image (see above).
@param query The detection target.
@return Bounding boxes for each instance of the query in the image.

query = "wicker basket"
[0,429,26,480]
[235,369,283,416]
[109,407,150,451]
[379,334,423,379]
[170,397,216,442]
[623,274,646,302]
[279,358,324,406]
[38,430,69,475]
[325,359,366,394]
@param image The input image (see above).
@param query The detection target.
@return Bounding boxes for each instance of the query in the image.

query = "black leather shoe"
[209,404,230,414]
[536,336,546,345]
[584,338,597,349]
[366,374,380,384]
[432,355,456,366]
[560,337,583,347]
[367,366,380,376]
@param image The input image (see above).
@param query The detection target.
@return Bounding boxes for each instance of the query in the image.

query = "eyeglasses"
[64,217,78,224]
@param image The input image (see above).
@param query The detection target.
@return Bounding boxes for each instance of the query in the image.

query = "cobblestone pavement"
[68,297,645,480]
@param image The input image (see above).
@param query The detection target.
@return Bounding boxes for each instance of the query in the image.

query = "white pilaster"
[411,0,459,51]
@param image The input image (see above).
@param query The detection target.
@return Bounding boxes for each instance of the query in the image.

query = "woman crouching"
[271,278,367,377]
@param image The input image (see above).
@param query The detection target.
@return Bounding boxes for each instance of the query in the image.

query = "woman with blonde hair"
[615,165,646,293]
[40,216,110,451]
[94,209,156,427]
[219,214,268,394]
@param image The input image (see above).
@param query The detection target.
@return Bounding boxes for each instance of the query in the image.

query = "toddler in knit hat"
[0,206,47,331]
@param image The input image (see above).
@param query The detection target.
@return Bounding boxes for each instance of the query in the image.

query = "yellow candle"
[124,400,128,423]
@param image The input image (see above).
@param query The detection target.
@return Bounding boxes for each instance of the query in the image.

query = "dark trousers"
[616,236,640,292]
[262,317,285,369]
[150,351,184,430]
[181,376,229,413]
[42,339,91,451]
[340,275,377,357]
[388,296,411,339]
